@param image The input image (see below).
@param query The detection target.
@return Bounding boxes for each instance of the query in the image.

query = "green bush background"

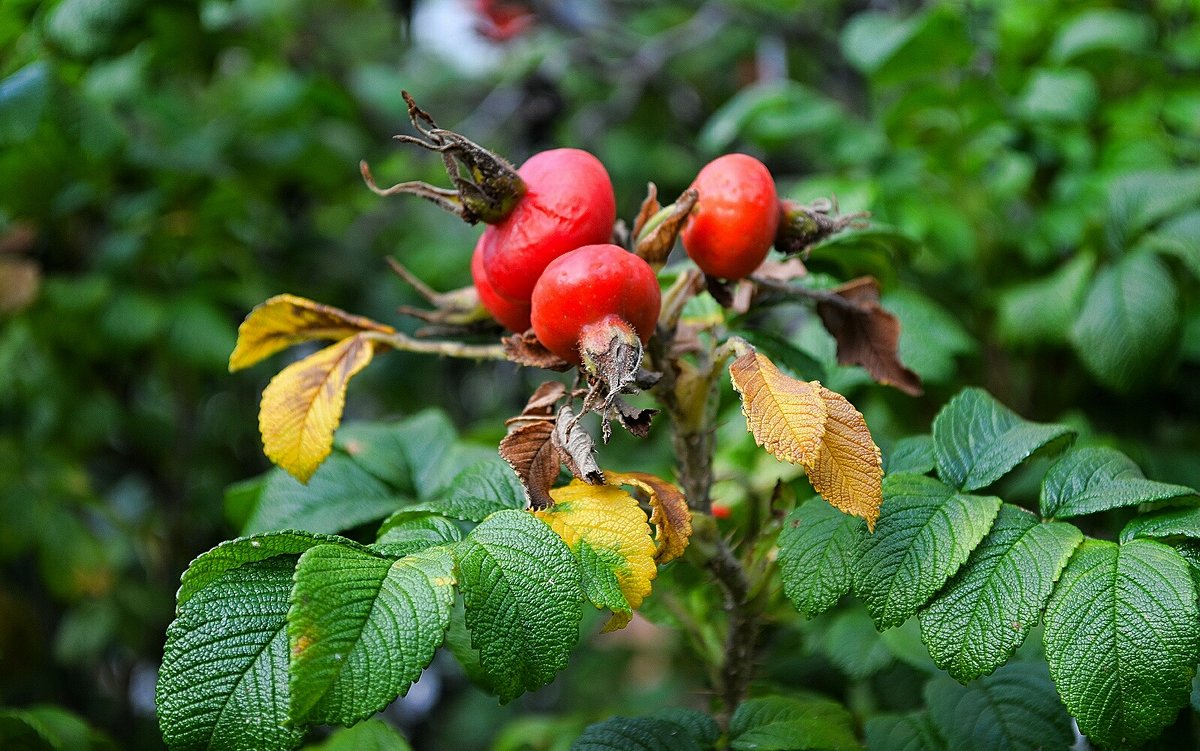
[2,0,1198,747]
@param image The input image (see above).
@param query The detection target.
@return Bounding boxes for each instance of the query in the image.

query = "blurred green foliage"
[2,0,1199,748]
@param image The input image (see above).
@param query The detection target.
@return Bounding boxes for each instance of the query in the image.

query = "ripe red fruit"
[711,504,732,520]
[480,148,616,305]
[680,153,780,280]
[471,239,531,332]
[531,244,660,365]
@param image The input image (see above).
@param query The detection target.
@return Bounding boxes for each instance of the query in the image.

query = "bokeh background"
[3,0,1200,748]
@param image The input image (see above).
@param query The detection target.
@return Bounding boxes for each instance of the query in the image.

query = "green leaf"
[923,662,1073,751]
[1107,169,1200,238]
[0,62,51,145]
[933,387,1074,491]
[919,504,1082,682]
[0,710,56,751]
[882,290,976,385]
[303,719,412,751]
[879,617,939,674]
[373,510,462,557]
[778,499,865,619]
[1043,539,1200,749]
[823,605,895,680]
[1121,505,1200,544]
[729,695,860,751]
[241,454,407,535]
[287,544,455,725]
[1143,210,1200,282]
[1050,9,1155,63]
[334,410,473,499]
[178,531,353,605]
[698,80,844,155]
[645,708,720,747]
[456,510,583,702]
[417,457,526,522]
[865,712,945,751]
[158,558,303,751]
[884,435,935,476]
[841,7,970,84]
[855,474,1001,629]
[1070,253,1179,392]
[996,253,1095,346]
[1017,68,1097,124]
[1040,446,1195,518]
[809,228,919,288]
[571,715,707,751]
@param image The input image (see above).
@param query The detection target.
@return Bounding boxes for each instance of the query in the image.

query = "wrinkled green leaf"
[1121,505,1200,544]
[373,509,462,557]
[778,499,864,619]
[884,435,935,476]
[729,695,859,751]
[303,719,412,751]
[178,530,353,605]
[924,662,1073,751]
[1040,446,1195,518]
[416,457,526,522]
[865,712,945,751]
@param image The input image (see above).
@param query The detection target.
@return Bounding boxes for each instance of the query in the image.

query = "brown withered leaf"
[631,182,661,239]
[816,277,922,396]
[729,351,828,466]
[634,187,698,268]
[612,398,658,438]
[606,472,691,564]
[510,381,568,421]
[503,331,572,371]
[807,385,883,530]
[553,405,604,485]
[230,294,395,372]
[498,420,559,511]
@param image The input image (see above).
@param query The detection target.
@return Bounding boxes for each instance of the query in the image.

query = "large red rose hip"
[531,244,660,366]
[471,238,531,332]
[681,153,780,280]
[480,148,616,305]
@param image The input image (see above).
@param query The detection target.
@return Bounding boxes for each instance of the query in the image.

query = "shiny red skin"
[680,153,780,280]
[471,238,531,332]
[480,148,616,305]
[531,244,661,364]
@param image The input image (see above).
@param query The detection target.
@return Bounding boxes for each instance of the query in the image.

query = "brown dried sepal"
[499,382,578,510]
[611,398,658,438]
[553,405,604,485]
[816,276,923,396]
[633,184,699,269]
[775,197,869,257]
[503,331,573,371]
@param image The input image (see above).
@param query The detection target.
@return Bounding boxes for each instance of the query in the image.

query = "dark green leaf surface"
[1070,253,1179,392]
[373,510,463,557]
[178,531,351,606]
[303,719,412,751]
[1043,539,1200,749]
[729,695,859,751]
[571,715,707,751]
[996,253,1095,346]
[919,504,1081,682]
[241,454,408,535]
[417,457,526,522]
[883,435,935,476]
[576,539,631,615]
[924,662,1073,751]
[823,605,894,680]
[778,499,865,619]
[1040,446,1195,518]
[933,387,1074,491]
[158,558,302,751]
[645,708,719,747]
[1121,505,1200,543]
[865,712,945,751]
[456,510,583,702]
[855,474,1001,629]
[288,544,455,725]
[883,290,976,385]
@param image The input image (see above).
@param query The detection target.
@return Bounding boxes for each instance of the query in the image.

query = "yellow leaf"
[229,294,395,372]
[605,472,692,564]
[535,481,657,631]
[259,333,379,482]
[729,352,828,466]
[806,385,883,531]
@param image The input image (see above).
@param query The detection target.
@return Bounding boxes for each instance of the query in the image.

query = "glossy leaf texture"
[259,333,382,483]
[373,510,462,557]
[228,294,394,372]
[177,530,347,605]
[854,474,1000,629]
[923,662,1073,751]
[933,387,1074,491]
[778,499,865,619]
[1040,446,1195,518]
[535,481,657,631]
[1120,505,1200,543]
[287,545,455,726]
[883,434,935,476]
[456,510,583,702]
[1043,539,1200,749]
[919,504,1081,682]
[728,695,859,751]
[158,558,302,751]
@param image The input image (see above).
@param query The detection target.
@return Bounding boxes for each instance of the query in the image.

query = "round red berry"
[681,153,779,280]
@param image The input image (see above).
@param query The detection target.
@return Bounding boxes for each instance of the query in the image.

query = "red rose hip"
[471,238,531,332]
[681,153,779,280]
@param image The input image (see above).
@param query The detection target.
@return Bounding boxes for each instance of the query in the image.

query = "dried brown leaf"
[631,183,661,239]
[729,351,828,466]
[553,405,603,485]
[612,398,658,438]
[634,188,698,268]
[606,472,692,564]
[503,331,572,371]
[499,420,559,510]
[807,385,883,530]
[815,277,922,396]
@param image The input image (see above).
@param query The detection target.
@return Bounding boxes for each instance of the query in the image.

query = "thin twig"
[373,331,508,360]
[748,276,858,310]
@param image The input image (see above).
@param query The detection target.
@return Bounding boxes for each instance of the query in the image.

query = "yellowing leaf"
[807,385,883,530]
[729,352,828,466]
[606,472,692,564]
[230,294,395,372]
[260,333,380,482]
[535,481,657,631]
